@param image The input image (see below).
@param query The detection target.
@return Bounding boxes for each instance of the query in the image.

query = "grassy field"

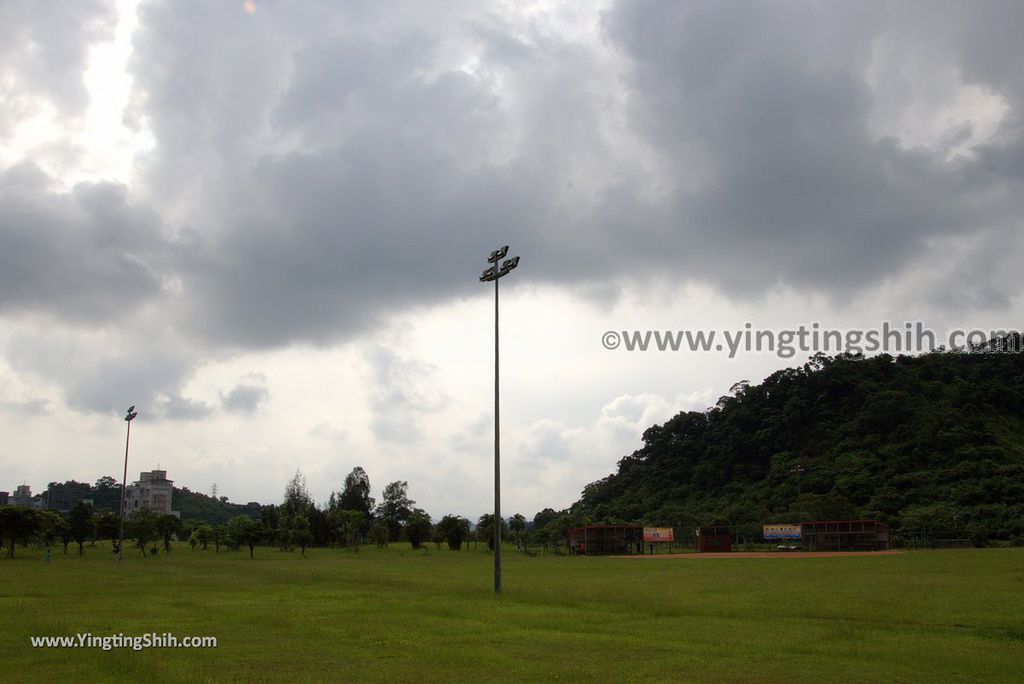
[2,545,1022,683]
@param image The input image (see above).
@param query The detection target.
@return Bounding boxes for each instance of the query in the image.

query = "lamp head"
[487,245,509,264]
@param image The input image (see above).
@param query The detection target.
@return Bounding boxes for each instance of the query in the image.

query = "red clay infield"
[615,550,904,559]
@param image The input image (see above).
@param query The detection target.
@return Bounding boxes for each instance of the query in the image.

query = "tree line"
[0,466,585,559]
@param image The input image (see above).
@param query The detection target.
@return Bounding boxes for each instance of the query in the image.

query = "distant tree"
[212,525,224,553]
[38,510,65,549]
[95,511,119,548]
[477,514,509,551]
[338,467,375,531]
[376,481,414,541]
[59,518,74,554]
[259,505,280,547]
[69,502,96,557]
[540,517,570,553]
[127,508,159,557]
[308,507,332,546]
[509,514,527,549]
[0,507,40,559]
[432,524,445,550]
[156,514,181,554]
[225,515,260,559]
[180,520,199,549]
[282,470,313,519]
[191,523,212,550]
[439,515,470,550]
[404,509,432,550]
[331,509,364,549]
[291,515,313,557]
[532,508,559,530]
[536,528,552,552]
[370,519,390,549]
[90,475,122,512]
[95,475,118,489]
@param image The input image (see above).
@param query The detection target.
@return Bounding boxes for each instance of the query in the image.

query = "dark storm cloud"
[126,0,628,347]
[0,163,166,323]
[603,0,1023,295]
[116,0,1024,352]
[3,0,1024,407]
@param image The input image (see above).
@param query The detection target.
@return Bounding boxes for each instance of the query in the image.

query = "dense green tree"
[156,514,181,554]
[59,518,74,554]
[0,507,39,559]
[438,515,470,550]
[370,519,390,549]
[69,502,96,557]
[291,515,313,556]
[476,514,509,551]
[532,508,560,530]
[282,470,312,519]
[331,509,364,549]
[431,523,445,550]
[308,507,332,546]
[404,509,432,550]
[190,523,212,550]
[259,506,280,547]
[95,511,119,547]
[376,481,414,540]
[38,511,65,549]
[85,476,121,512]
[337,467,375,532]
[225,515,261,558]
[127,508,159,557]
[508,514,527,549]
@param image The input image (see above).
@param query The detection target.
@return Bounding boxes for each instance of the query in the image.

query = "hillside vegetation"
[572,342,1024,543]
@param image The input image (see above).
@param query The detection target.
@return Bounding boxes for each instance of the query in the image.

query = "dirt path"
[615,550,904,559]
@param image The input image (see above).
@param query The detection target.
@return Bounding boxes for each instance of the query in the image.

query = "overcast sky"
[2,0,1022,520]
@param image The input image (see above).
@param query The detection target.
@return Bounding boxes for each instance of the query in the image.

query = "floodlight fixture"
[488,245,509,263]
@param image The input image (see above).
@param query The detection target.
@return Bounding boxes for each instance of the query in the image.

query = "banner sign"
[763,524,801,540]
[643,527,674,542]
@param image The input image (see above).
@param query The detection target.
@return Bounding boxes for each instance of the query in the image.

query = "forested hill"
[572,340,1024,542]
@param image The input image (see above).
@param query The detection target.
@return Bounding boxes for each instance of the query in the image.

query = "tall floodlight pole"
[117,406,138,562]
[479,246,520,594]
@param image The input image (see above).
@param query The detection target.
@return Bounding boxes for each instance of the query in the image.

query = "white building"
[124,470,180,518]
[12,484,40,508]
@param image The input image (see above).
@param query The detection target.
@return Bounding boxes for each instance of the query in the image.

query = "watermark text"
[601,322,1022,359]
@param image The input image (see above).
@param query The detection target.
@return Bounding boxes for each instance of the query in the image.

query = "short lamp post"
[479,245,520,595]
[117,405,137,562]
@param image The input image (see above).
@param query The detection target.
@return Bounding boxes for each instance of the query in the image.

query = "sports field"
[2,545,1022,682]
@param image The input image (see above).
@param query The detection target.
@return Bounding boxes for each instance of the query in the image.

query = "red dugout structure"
[695,524,732,553]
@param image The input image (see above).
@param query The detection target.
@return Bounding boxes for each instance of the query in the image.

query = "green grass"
[2,545,1023,682]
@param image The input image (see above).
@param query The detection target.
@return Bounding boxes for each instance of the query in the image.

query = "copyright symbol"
[602,331,621,350]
